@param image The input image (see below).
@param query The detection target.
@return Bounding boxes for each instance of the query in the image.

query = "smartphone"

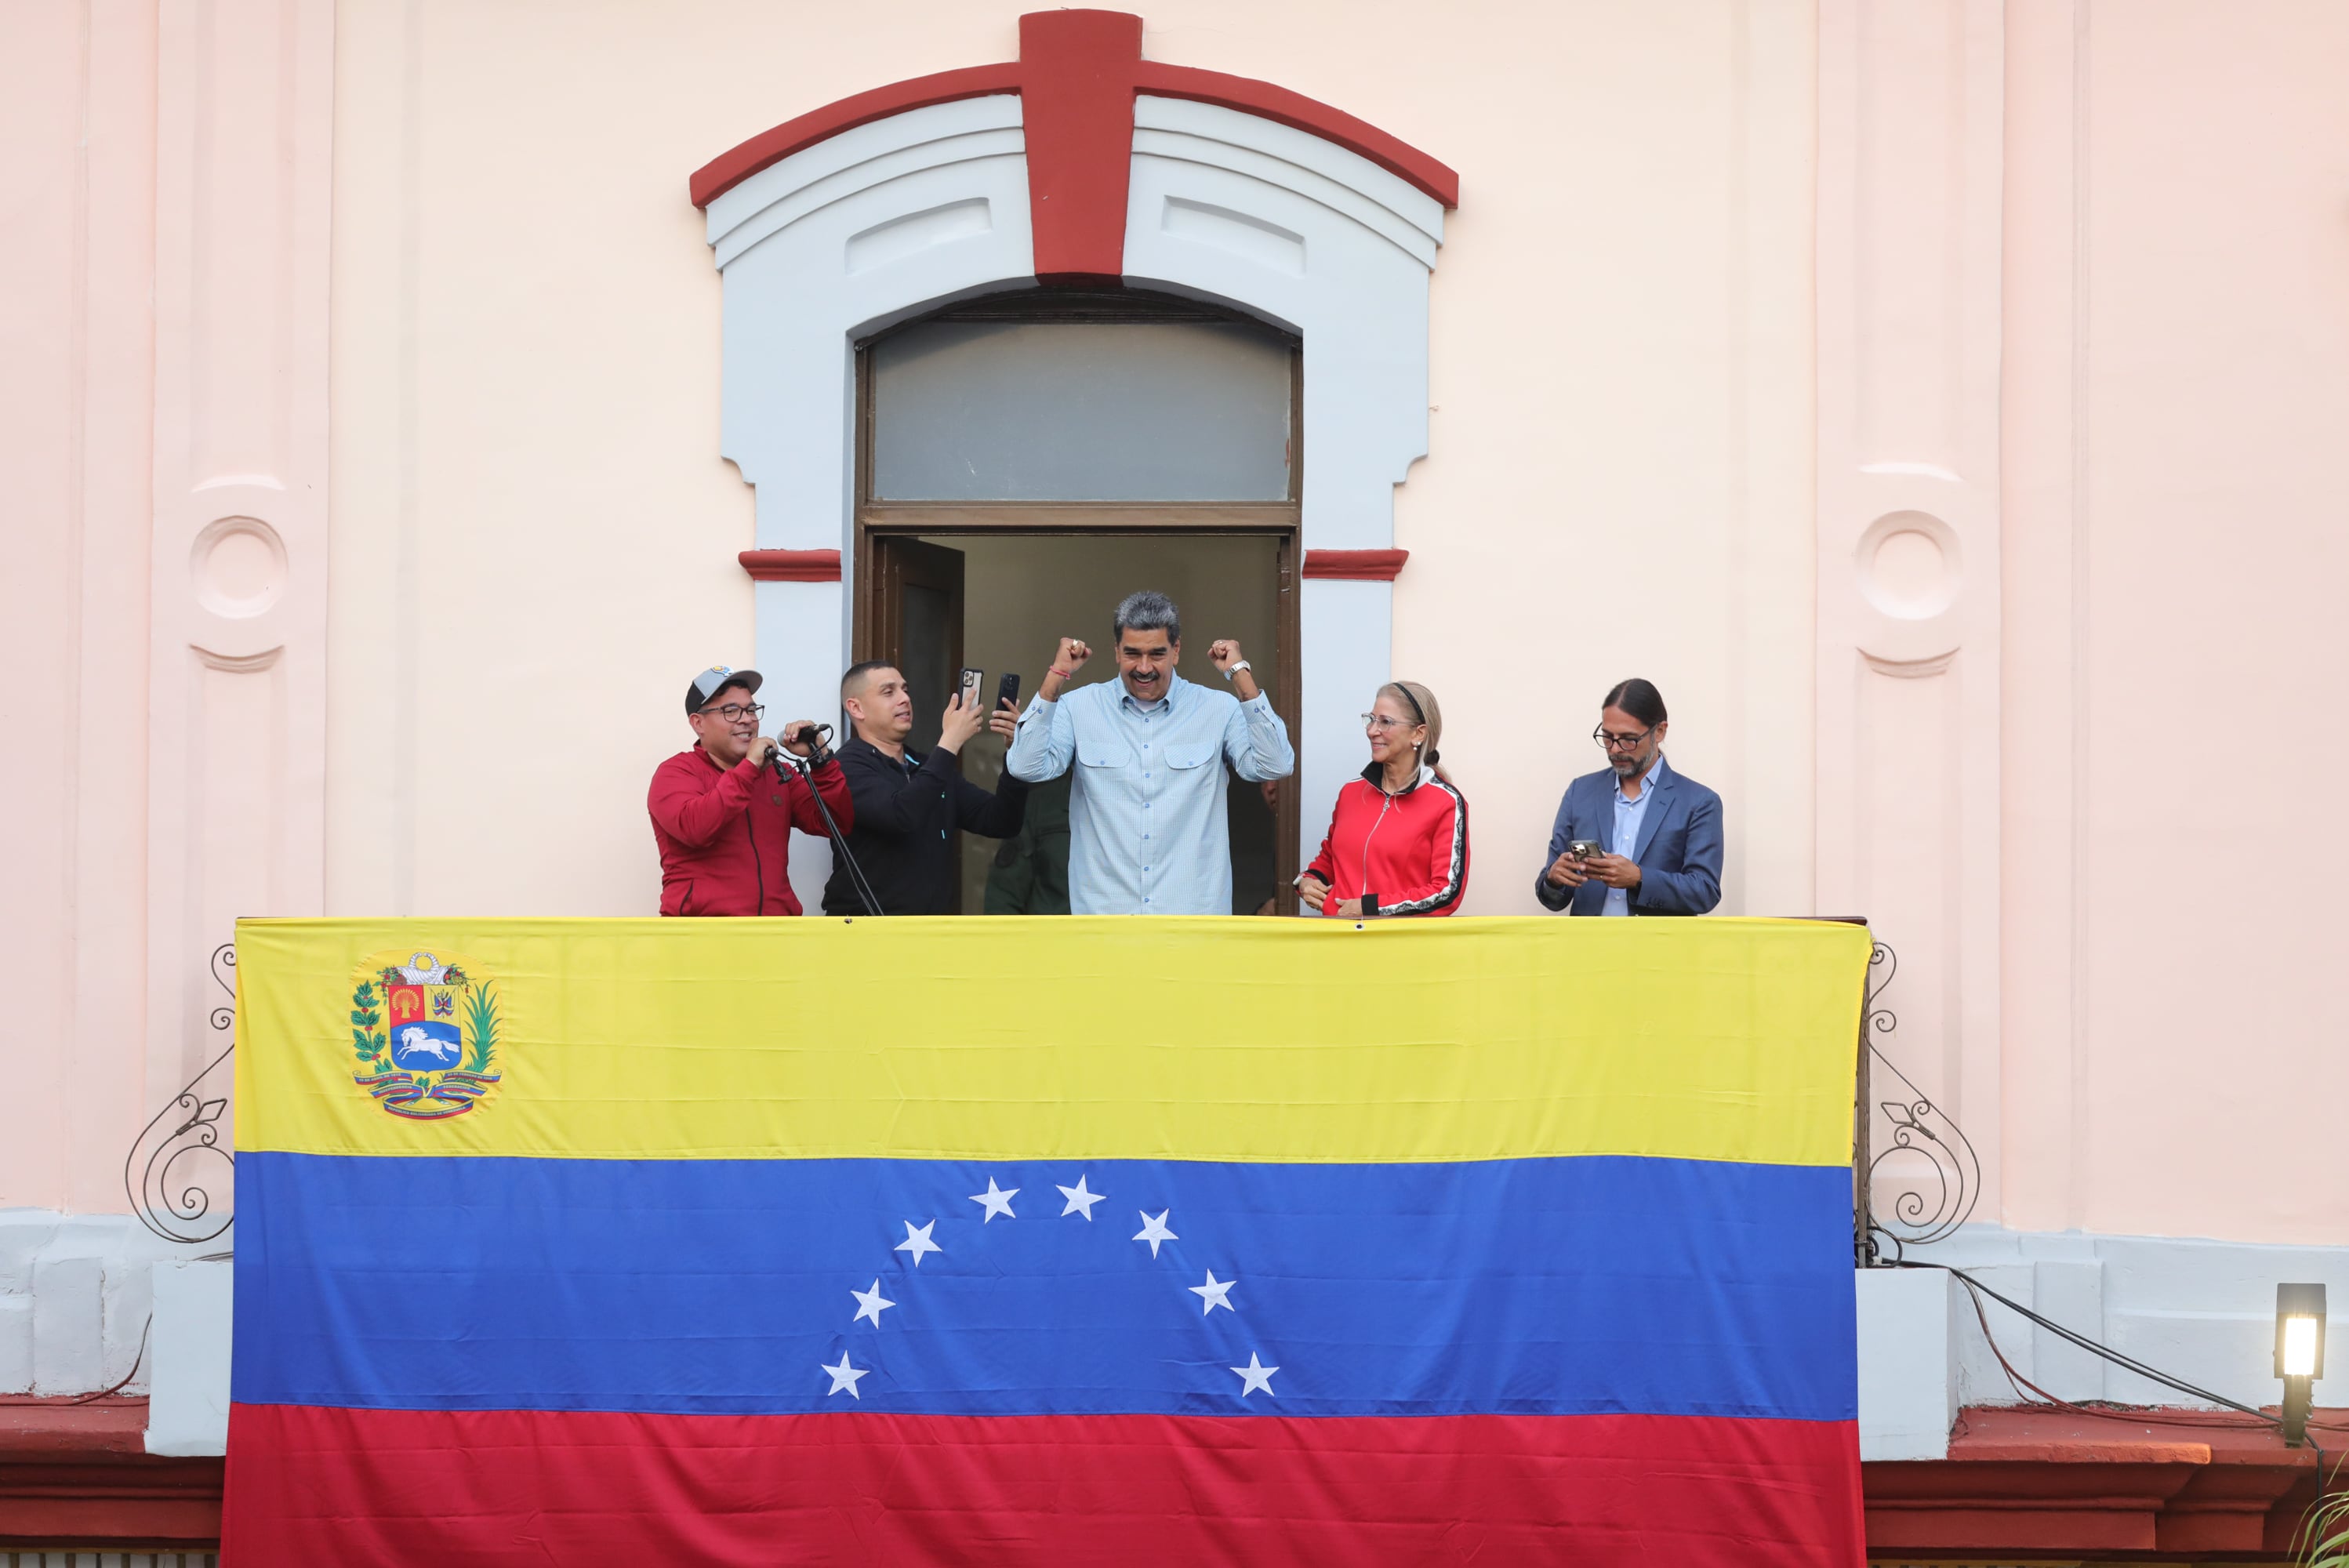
[958,667,984,709]
[996,671,1022,711]
[1567,839,1603,860]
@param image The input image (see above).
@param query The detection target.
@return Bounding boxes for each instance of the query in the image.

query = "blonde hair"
[1379,681,1448,781]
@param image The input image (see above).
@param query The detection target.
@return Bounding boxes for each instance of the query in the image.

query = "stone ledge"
[0,1396,223,1548]
[1864,1403,2338,1559]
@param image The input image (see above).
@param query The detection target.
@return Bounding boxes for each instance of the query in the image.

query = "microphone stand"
[775,737,884,917]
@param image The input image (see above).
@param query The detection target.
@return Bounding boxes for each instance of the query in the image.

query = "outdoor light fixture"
[2275,1282,2327,1446]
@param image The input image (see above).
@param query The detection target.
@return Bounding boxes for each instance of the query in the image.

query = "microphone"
[769,723,835,777]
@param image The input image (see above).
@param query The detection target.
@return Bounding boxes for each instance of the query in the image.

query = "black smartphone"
[996,671,1022,711]
[1567,839,1603,860]
[958,667,984,709]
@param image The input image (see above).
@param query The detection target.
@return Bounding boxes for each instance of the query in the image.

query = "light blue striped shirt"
[1604,755,1668,916]
[1006,671,1294,915]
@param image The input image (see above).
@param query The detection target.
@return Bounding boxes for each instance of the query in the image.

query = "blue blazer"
[1534,758,1723,916]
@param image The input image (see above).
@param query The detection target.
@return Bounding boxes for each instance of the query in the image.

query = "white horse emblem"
[396,1025,459,1065]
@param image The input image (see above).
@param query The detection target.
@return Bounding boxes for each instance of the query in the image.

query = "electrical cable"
[1893,1259,2349,1434]
[66,1317,151,1405]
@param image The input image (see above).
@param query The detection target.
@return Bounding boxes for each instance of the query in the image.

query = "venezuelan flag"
[224,916,1870,1566]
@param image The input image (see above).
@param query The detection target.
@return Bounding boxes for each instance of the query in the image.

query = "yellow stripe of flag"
[233,916,1869,1168]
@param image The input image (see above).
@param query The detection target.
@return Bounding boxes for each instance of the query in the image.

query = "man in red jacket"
[648,666,855,916]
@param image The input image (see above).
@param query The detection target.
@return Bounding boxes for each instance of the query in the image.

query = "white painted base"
[145,1258,232,1456]
[1856,1265,1957,1460]
[1879,1221,2349,1423]
[0,1209,184,1396]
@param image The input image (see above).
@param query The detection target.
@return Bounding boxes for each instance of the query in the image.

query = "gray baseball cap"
[684,665,762,715]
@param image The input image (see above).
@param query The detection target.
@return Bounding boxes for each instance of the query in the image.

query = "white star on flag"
[851,1279,895,1327]
[1230,1352,1279,1397]
[1133,1209,1178,1258]
[1189,1269,1236,1315]
[968,1178,1018,1223]
[894,1219,942,1267]
[821,1352,870,1399]
[1057,1175,1106,1220]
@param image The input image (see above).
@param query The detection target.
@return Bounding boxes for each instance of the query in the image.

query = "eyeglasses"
[1361,713,1418,731]
[700,702,764,721]
[1593,724,1652,752]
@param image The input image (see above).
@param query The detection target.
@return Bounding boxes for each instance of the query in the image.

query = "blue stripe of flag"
[232,1151,1856,1422]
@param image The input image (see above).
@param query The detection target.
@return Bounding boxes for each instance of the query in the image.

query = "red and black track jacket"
[1303,763,1469,917]
[648,744,855,916]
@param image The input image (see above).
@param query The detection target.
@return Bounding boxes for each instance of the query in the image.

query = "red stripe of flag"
[226,1404,1862,1566]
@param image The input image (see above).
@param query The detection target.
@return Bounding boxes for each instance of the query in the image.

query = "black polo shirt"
[821,735,1029,915]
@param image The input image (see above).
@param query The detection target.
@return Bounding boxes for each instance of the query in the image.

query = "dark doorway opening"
[861,530,1295,913]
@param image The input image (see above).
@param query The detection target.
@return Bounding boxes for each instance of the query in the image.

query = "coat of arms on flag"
[347,948,502,1120]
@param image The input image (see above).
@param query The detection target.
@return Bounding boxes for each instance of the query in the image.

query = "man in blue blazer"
[1536,678,1723,916]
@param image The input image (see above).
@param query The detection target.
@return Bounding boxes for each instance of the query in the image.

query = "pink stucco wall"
[1998,0,2349,1242]
[2,0,2344,1248]
[2,0,160,1217]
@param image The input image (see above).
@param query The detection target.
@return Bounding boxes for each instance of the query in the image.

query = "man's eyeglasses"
[700,702,764,722]
[1360,713,1418,731]
[1593,724,1652,753]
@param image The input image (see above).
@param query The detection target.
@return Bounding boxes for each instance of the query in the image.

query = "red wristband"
[1048,668,1074,681]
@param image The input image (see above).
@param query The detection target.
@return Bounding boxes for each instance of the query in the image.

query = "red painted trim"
[688,65,1021,210]
[739,549,842,583]
[1302,548,1409,581]
[1861,1404,2337,1559]
[689,11,1459,232]
[1132,63,1458,209]
[1019,11,1145,283]
[0,1396,223,1548]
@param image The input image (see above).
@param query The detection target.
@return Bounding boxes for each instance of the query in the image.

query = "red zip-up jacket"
[1303,763,1469,917]
[648,744,855,916]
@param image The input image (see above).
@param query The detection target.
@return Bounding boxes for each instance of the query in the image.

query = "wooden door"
[870,537,965,754]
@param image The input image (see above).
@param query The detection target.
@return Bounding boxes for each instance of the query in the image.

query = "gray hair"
[1112,590,1182,644]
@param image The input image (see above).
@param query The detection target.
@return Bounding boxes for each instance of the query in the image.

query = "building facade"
[4,0,2347,1555]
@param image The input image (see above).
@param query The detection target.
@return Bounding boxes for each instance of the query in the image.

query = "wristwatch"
[1222,659,1251,681]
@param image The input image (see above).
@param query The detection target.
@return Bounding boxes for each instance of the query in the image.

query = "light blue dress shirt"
[1604,755,1669,916]
[1006,671,1295,915]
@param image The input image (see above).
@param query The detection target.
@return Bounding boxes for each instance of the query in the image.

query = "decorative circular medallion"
[191,516,287,619]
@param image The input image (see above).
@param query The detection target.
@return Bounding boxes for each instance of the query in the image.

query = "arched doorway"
[695,9,1453,912]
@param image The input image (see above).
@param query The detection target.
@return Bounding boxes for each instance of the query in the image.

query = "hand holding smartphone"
[988,672,1022,742]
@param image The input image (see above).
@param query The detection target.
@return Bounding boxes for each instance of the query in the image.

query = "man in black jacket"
[822,662,1028,915]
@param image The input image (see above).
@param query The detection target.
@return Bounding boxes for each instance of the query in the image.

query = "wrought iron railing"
[1854,937,1980,1263]
[123,942,236,1247]
[133,929,1952,1264]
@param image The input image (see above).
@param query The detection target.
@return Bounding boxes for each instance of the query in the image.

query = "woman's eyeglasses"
[1360,713,1417,731]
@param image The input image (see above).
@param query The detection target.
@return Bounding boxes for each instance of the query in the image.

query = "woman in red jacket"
[1298,681,1469,918]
